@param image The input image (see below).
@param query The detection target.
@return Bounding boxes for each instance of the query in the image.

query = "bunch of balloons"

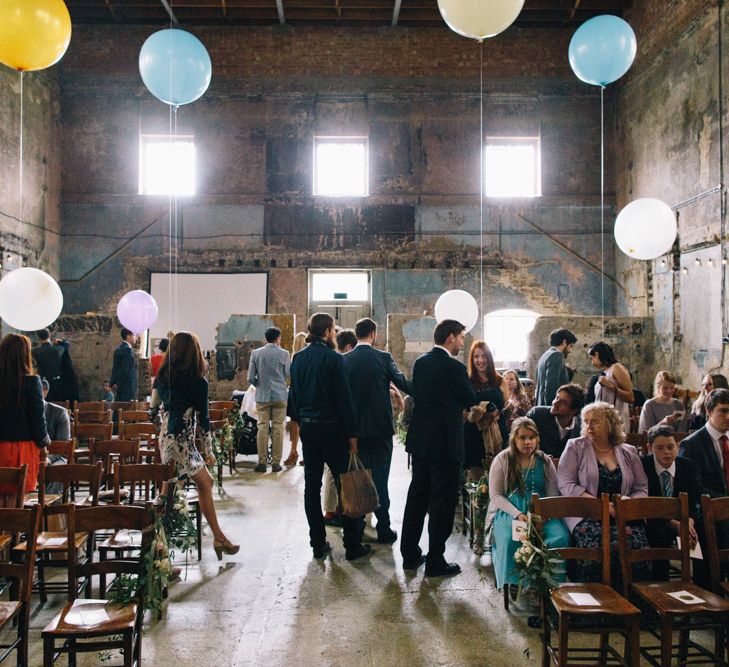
[139,28,212,107]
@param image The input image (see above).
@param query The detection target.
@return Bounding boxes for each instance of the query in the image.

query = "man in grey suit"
[41,378,71,493]
[248,327,291,473]
[343,318,412,544]
[534,328,577,406]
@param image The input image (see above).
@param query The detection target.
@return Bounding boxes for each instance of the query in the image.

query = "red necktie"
[721,435,729,492]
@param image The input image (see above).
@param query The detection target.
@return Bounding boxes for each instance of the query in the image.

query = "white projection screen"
[149,272,268,352]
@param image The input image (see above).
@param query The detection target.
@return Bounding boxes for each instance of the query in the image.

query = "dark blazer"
[110,342,137,401]
[343,344,412,439]
[405,348,477,463]
[32,341,67,380]
[534,347,568,406]
[0,375,50,448]
[641,455,700,517]
[527,406,581,458]
[679,426,728,499]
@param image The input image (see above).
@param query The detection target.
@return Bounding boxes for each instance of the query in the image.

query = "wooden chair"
[117,409,151,424]
[14,463,102,605]
[42,504,154,667]
[0,505,40,667]
[531,494,640,667]
[624,432,647,455]
[73,409,112,425]
[105,401,135,411]
[615,493,729,667]
[72,422,113,444]
[88,440,141,501]
[48,439,76,464]
[118,421,158,443]
[74,401,104,412]
[209,400,237,413]
[0,465,28,509]
[208,408,227,421]
[701,495,729,598]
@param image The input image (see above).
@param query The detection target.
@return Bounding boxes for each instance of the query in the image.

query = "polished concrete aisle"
[25,443,547,666]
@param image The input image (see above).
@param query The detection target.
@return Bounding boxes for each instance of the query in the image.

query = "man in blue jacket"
[110,328,138,401]
[343,318,412,544]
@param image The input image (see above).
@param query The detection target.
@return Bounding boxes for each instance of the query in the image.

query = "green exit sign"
[333,292,347,299]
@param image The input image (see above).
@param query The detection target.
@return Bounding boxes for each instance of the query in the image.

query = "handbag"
[339,452,380,518]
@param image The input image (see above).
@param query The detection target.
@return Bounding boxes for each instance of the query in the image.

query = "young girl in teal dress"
[487,417,569,590]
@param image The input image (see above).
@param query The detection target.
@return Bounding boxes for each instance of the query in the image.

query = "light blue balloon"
[568,15,636,87]
[139,28,212,106]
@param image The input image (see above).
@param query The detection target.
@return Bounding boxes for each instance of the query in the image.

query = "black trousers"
[357,436,393,531]
[300,422,364,551]
[400,454,461,567]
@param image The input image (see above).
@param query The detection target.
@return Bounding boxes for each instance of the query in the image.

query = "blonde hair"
[580,401,625,447]
[503,369,525,397]
[292,332,307,356]
[506,417,543,495]
[653,370,677,396]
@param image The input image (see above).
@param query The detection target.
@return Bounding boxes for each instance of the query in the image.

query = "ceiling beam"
[276,0,285,23]
[391,0,401,26]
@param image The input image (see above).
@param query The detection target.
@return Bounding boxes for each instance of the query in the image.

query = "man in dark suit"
[642,424,700,580]
[32,328,72,401]
[400,319,477,577]
[110,328,138,401]
[289,313,370,561]
[527,383,584,458]
[343,318,412,544]
[680,387,729,585]
[534,328,577,406]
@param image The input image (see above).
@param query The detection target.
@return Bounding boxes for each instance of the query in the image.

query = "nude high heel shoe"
[213,538,240,561]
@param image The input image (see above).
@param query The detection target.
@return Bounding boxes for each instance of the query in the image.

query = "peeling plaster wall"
[0,68,62,286]
[617,0,727,386]
[58,25,620,332]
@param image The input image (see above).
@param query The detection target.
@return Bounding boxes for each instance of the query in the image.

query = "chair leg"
[123,631,133,667]
[68,638,77,667]
[626,617,640,667]
[541,600,551,667]
[557,615,569,667]
[17,606,28,667]
[43,636,54,667]
[679,627,689,665]
[598,631,608,666]
[659,617,673,667]
[37,556,47,605]
[503,585,509,611]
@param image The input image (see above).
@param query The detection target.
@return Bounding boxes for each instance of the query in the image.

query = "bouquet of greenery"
[513,513,565,599]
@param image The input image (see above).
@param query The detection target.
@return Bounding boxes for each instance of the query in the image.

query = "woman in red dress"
[0,333,50,504]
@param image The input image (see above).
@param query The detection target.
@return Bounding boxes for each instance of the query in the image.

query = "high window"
[484,137,541,198]
[140,135,196,196]
[313,137,368,197]
[483,309,540,366]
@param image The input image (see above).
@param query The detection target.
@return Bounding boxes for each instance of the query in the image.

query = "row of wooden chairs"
[0,501,153,666]
[532,492,729,667]
[49,400,150,412]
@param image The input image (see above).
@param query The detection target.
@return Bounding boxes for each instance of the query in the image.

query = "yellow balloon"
[0,0,72,71]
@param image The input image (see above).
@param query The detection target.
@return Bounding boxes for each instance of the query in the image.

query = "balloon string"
[479,39,484,339]
[18,71,24,262]
[600,84,605,330]
[168,103,173,344]
[173,105,179,335]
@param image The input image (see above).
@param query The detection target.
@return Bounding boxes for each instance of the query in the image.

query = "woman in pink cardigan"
[557,401,650,584]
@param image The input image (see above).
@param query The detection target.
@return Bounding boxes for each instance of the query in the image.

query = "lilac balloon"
[117,290,158,334]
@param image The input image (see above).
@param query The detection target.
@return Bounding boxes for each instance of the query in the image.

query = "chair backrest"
[0,466,28,508]
[624,432,647,455]
[119,421,158,441]
[117,409,151,424]
[106,401,136,411]
[66,504,154,602]
[531,493,611,584]
[88,440,141,469]
[209,400,237,412]
[75,401,105,412]
[48,439,76,462]
[73,409,112,424]
[700,494,729,594]
[210,419,228,433]
[208,408,227,421]
[38,462,102,509]
[73,422,113,443]
[0,505,40,602]
[614,493,691,593]
[113,462,174,504]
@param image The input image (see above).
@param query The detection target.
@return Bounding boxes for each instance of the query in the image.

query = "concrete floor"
[15,440,708,666]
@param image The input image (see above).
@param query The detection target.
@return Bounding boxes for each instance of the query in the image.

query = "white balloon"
[0,267,63,331]
[614,198,677,261]
[434,290,479,333]
[437,0,525,40]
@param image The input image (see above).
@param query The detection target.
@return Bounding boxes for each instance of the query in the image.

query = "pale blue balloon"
[139,28,212,106]
[568,15,637,87]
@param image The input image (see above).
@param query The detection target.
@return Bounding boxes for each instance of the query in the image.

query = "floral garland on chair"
[513,512,565,600]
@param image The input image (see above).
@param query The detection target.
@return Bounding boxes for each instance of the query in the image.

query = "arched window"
[483,309,540,367]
